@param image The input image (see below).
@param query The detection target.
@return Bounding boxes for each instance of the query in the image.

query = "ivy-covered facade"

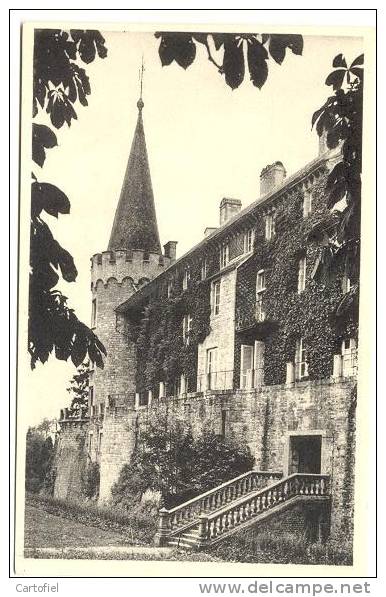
[120,151,358,400]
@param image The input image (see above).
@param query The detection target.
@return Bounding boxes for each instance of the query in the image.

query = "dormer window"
[244,229,254,253]
[303,189,313,217]
[220,243,229,269]
[265,212,276,241]
[298,256,307,293]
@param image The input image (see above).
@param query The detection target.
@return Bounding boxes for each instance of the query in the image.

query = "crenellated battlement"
[91,249,170,288]
[59,406,89,423]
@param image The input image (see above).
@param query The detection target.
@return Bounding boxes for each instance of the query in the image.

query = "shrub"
[111,418,254,510]
[83,462,100,499]
[209,530,353,565]
[25,429,54,493]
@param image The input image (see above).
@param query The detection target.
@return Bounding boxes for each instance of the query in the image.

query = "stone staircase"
[155,470,331,550]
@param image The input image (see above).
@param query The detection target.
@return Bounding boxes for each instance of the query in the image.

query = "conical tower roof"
[108,98,162,254]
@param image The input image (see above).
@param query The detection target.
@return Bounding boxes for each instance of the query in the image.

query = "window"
[295,338,309,380]
[172,377,181,397]
[167,279,173,298]
[265,212,276,241]
[207,348,218,390]
[183,268,190,290]
[240,345,254,389]
[182,314,192,345]
[88,432,93,454]
[342,273,351,294]
[220,243,229,269]
[91,298,97,328]
[244,229,254,253]
[211,280,221,316]
[240,341,265,389]
[201,258,207,280]
[180,373,187,395]
[98,432,103,454]
[341,338,357,377]
[256,270,266,322]
[303,189,313,217]
[139,391,148,406]
[298,256,307,293]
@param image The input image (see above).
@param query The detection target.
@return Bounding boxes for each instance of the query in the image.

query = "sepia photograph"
[14,18,376,577]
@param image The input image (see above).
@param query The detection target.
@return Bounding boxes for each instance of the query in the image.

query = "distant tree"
[30,29,107,369]
[34,417,53,439]
[310,53,363,317]
[25,426,54,493]
[66,361,90,416]
[111,418,254,509]
[155,32,303,89]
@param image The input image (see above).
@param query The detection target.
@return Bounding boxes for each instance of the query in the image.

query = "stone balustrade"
[200,473,330,545]
[155,469,282,544]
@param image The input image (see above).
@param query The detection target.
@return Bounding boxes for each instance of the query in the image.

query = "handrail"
[166,469,282,515]
[205,473,329,520]
[200,473,330,544]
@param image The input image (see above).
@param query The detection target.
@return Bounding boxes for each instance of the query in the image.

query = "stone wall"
[219,499,331,548]
[52,420,88,500]
[136,376,356,541]
[53,376,356,545]
[98,406,138,502]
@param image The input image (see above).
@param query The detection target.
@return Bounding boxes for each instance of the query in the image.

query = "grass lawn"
[24,502,219,562]
[24,504,132,550]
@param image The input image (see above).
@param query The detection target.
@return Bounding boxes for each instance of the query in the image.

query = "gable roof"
[116,147,338,314]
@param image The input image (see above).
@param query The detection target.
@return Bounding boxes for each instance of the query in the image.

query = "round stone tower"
[87,94,173,501]
[89,249,167,411]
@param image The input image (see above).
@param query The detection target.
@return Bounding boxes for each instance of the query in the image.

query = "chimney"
[260,162,286,196]
[204,227,217,238]
[164,241,177,263]
[219,198,242,226]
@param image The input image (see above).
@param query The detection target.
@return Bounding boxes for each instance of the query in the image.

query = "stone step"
[170,534,199,545]
[168,537,198,549]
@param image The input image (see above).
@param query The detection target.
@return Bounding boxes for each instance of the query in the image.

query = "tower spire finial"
[137,55,145,111]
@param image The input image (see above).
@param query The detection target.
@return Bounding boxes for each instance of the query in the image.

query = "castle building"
[53,92,358,550]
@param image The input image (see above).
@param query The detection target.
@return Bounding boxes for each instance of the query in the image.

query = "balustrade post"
[154,507,170,546]
[198,515,209,547]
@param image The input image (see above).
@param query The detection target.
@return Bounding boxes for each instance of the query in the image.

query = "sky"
[26,29,363,426]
